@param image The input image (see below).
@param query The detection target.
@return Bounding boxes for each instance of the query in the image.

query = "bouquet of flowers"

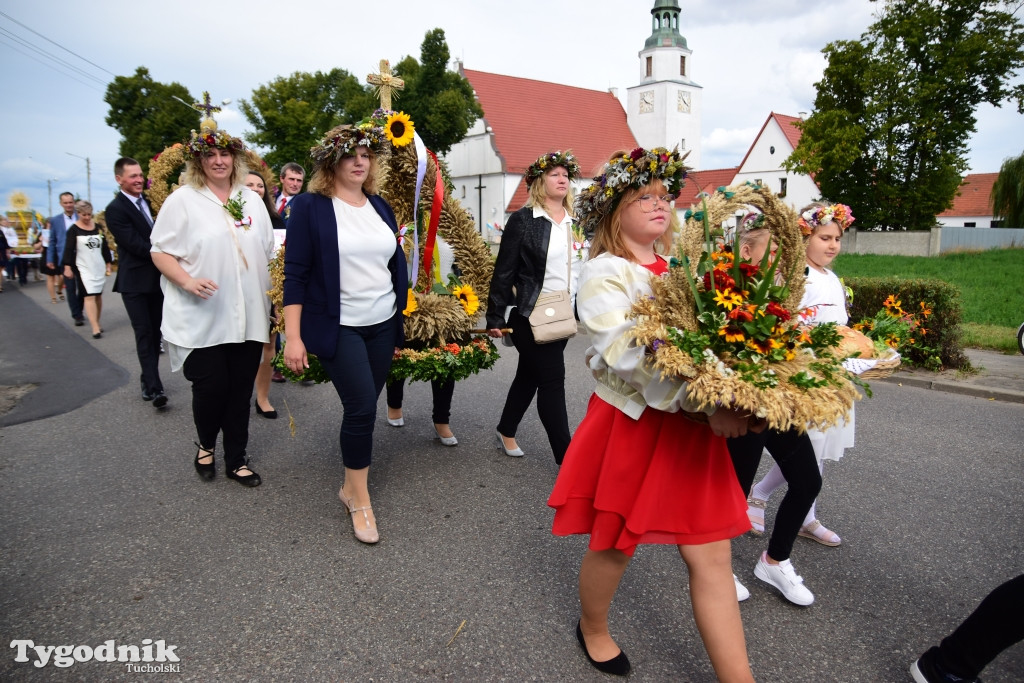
[389,336,500,384]
[630,183,861,431]
[853,294,933,371]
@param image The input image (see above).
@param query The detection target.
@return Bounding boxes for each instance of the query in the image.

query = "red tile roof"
[676,168,739,209]
[938,173,997,217]
[737,112,803,171]
[461,68,638,211]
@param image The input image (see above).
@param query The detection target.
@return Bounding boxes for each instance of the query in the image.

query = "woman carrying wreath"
[150,121,275,488]
[282,119,407,545]
[486,151,582,464]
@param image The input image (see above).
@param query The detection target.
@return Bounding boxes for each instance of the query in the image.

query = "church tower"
[626,0,702,169]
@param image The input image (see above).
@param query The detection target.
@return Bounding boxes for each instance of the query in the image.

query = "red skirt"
[548,394,750,556]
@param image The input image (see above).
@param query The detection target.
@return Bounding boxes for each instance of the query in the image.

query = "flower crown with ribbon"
[798,203,855,236]
[185,118,244,157]
[524,150,581,187]
[575,146,690,238]
[309,109,415,168]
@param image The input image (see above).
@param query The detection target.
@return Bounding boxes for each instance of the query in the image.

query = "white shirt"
[121,190,153,223]
[800,267,849,325]
[150,184,275,371]
[333,198,397,326]
[533,205,574,294]
[1,226,17,248]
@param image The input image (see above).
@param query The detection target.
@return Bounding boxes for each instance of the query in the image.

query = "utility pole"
[65,152,91,203]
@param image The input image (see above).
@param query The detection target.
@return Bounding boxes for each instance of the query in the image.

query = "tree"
[785,0,1024,231]
[239,69,377,172]
[991,150,1024,228]
[393,28,483,155]
[104,67,199,176]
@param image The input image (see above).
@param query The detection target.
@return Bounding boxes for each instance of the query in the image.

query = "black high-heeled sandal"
[194,442,215,481]
[226,462,261,488]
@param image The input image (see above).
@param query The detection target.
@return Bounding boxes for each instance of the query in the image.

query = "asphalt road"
[1,280,1022,682]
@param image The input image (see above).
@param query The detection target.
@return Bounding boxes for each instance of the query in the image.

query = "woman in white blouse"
[282,121,407,544]
[150,123,274,488]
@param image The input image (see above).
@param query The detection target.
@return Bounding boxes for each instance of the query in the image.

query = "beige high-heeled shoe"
[338,486,379,544]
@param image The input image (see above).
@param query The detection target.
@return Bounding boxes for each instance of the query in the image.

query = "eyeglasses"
[633,194,676,212]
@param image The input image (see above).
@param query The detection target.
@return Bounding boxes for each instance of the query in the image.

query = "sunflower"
[403,289,418,316]
[452,284,479,316]
[385,111,415,147]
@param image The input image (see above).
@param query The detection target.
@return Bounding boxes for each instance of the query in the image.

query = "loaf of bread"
[836,325,875,359]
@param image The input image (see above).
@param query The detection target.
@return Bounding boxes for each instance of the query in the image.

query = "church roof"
[736,112,804,171]
[676,167,739,209]
[461,69,638,211]
[938,173,997,217]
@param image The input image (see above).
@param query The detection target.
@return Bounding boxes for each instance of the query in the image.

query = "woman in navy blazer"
[282,121,407,545]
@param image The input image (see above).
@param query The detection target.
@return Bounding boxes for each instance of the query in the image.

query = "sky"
[1,0,1022,218]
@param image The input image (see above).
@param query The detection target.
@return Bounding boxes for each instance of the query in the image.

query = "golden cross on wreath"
[366,60,405,110]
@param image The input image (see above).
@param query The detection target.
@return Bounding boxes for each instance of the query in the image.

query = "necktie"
[136,197,154,227]
[278,196,287,213]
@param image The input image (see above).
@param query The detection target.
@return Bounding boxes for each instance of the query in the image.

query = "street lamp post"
[65,152,91,203]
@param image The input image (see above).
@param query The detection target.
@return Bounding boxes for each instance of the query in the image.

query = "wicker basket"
[856,349,902,379]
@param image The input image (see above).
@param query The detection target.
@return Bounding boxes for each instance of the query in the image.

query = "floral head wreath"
[574,146,690,238]
[740,211,767,232]
[798,203,855,236]
[524,150,581,187]
[309,109,415,168]
[185,118,244,157]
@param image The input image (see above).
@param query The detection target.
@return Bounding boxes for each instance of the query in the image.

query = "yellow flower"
[402,289,418,316]
[452,284,479,316]
[719,327,746,343]
[385,111,415,147]
[713,289,743,311]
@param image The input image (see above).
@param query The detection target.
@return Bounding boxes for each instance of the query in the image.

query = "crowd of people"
[15,115,1020,681]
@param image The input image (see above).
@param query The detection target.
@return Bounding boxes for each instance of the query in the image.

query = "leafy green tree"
[991,150,1024,228]
[785,0,1024,231]
[393,28,483,155]
[239,69,377,172]
[104,67,199,176]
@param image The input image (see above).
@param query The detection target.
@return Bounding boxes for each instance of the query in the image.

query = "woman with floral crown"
[485,150,582,464]
[150,120,275,488]
[282,116,408,545]
[547,148,755,680]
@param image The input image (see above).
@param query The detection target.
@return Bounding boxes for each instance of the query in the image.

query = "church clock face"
[639,90,655,113]
[677,90,691,113]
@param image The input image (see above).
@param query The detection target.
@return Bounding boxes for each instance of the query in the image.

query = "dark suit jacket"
[282,192,408,360]
[104,192,161,294]
[485,206,555,328]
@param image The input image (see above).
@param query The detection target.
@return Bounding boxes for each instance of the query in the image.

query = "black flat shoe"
[152,392,168,408]
[576,620,630,677]
[194,442,215,481]
[227,464,261,487]
[92,332,102,339]
[255,404,278,419]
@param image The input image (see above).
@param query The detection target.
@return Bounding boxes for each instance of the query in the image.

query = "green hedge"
[846,277,970,370]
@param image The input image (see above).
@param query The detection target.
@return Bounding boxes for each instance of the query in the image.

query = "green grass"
[834,248,1024,352]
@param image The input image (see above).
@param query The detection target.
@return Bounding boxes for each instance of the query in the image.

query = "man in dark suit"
[104,157,167,408]
[47,192,84,325]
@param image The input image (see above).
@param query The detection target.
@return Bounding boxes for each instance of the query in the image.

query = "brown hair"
[588,181,675,262]
[307,125,381,196]
[183,149,247,189]
[246,170,282,222]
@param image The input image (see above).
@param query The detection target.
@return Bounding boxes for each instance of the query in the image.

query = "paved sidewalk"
[878,348,1024,404]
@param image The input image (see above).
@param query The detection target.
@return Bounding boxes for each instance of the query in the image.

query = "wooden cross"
[366,60,405,110]
[191,91,222,119]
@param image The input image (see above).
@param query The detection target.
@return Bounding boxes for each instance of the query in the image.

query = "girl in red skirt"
[548,148,756,681]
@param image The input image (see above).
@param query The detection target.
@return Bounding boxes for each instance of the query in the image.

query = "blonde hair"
[525,167,574,216]
[74,199,93,215]
[308,126,381,196]
[184,150,247,189]
[588,182,675,262]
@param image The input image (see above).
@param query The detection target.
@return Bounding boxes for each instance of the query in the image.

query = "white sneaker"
[733,574,750,602]
[753,552,814,606]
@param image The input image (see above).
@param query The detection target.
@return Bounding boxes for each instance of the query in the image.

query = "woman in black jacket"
[486,151,581,465]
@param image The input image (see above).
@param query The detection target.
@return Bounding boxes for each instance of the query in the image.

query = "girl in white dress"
[750,202,855,547]
[61,200,112,338]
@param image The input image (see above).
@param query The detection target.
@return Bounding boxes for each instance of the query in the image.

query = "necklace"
[337,194,367,207]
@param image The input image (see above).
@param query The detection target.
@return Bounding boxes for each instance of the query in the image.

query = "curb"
[876,374,1024,404]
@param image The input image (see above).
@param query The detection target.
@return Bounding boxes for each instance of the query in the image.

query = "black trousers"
[727,428,821,562]
[121,291,164,394]
[63,273,83,320]
[182,341,263,471]
[386,377,455,425]
[497,308,571,465]
[927,574,1024,678]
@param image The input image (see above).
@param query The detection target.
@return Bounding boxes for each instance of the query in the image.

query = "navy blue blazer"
[283,192,408,360]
